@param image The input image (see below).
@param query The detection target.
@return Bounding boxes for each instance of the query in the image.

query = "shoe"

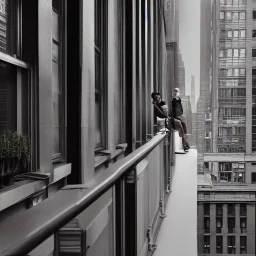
[184,146,189,152]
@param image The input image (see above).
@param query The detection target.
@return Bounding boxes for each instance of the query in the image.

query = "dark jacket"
[172,97,183,118]
[153,101,167,119]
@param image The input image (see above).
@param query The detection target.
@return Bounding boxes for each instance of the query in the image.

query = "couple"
[151,88,190,152]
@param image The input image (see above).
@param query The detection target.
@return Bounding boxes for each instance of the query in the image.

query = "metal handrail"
[0,133,167,256]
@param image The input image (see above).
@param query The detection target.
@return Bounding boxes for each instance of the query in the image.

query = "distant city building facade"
[198,0,256,255]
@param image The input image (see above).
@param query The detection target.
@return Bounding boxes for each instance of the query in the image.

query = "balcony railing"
[0,132,174,256]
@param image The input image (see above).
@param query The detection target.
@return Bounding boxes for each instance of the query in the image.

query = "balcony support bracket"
[159,200,166,218]
[147,227,157,251]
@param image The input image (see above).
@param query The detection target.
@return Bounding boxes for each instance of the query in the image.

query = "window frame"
[94,0,108,150]
[0,0,37,172]
[52,0,67,163]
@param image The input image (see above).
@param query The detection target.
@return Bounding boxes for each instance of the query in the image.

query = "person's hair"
[174,88,180,92]
[151,92,160,99]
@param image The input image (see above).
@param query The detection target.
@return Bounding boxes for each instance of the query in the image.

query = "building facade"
[0,0,179,254]
[198,0,256,255]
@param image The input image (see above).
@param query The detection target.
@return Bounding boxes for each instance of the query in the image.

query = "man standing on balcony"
[172,88,190,151]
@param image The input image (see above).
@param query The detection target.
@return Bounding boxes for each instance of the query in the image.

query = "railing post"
[115,177,126,256]
[125,169,137,256]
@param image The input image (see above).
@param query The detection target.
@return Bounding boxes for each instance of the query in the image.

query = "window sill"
[0,179,48,212]
[95,144,127,168]
[0,164,72,212]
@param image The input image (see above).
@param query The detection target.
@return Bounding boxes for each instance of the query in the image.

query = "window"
[239,12,246,20]
[0,0,33,171]
[228,217,235,233]
[227,0,232,4]
[240,68,246,76]
[204,217,210,233]
[220,11,225,20]
[253,10,256,20]
[240,236,247,254]
[240,204,247,216]
[216,218,223,233]
[226,12,232,20]
[253,30,256,38]
[0,0,18,55]
[94,0,107,149]
[233,12,239,21]
[227,31,233,38]
[233,0,239,4]
[240,217,247,233]
[204,203,210,215]
[240,49,246,58]
[216,236,223,254]
[233,30,239,37]
[228,204,235,216]
[227,69,233,77]
[233,49,239,57]
[234,68,239,77]
[253,69,256,76]
[204,236,210,254]
[240,30,246,37]
[227,49,232,57]
[228,236,236,254]
[52,0,66,161]
[253,49,256,57]
[252,173,256,183]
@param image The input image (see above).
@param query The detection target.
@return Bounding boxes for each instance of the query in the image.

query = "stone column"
[247,203,256,254]
[235,204,240,253]
[222,204,228,254]
[210,204,216,255]
[197,202,205,254]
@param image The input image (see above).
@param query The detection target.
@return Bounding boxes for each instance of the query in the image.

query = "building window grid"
[220,0,247,6]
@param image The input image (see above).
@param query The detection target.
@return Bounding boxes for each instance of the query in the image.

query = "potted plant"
[0,129,31,188]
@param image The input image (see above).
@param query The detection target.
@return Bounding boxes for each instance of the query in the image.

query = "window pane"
[233,30,239,37]
[52,7,64,158]
[240,30,246,37]
[233,12,239,20]
[239,12,246,20]
[227,49,233,57]
[253,49,256,57]
[233,49,239,57]
[227,31,233,38]
[226,12,232,20]
[253,30,256,38]
[0,61,17,130]
[0,61,29,134]
[220,12,225,20]
[95,93,102,147]
[240,49,245,57]
[0,0,17,55]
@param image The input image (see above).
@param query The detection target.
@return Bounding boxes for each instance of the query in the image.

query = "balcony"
[0,132,198,256]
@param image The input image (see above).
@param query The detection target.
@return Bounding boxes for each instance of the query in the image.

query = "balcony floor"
[154,149,198,256]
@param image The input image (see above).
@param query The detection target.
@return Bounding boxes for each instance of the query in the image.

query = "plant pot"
[0,172,14,188]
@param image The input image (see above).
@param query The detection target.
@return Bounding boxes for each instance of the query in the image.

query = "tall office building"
[178,50,186,96]
[191,75,196,113]
[198,0,256,255]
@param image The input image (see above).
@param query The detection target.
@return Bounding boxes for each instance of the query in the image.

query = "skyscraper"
[198,1,256,255]
[191,75,196,113]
